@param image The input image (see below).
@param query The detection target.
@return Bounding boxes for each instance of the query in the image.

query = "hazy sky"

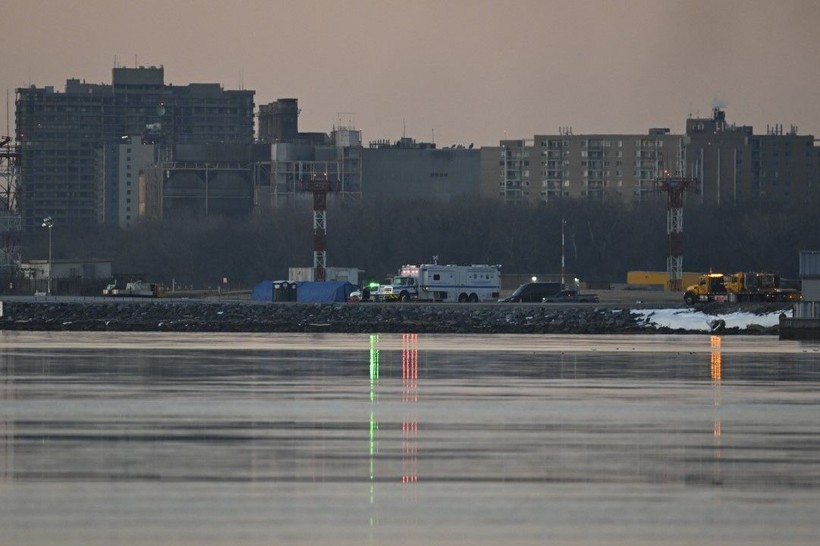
[3,0,819,146]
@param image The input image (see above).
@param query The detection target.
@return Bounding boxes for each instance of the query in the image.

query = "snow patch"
[633,308,792,332]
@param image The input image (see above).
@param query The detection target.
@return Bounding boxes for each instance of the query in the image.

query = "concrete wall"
[361,147,480,201]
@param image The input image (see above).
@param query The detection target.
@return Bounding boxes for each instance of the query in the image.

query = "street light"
[42,216,53,295]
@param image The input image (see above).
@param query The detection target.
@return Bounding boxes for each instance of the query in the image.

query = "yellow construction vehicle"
[683,271,801,305]
[683,273,728,305]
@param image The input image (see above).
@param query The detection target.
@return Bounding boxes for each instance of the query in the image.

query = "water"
[1,332,820,545]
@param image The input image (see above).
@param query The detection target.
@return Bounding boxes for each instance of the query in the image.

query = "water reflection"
[401,333,418,485]
[711,335,722,382]
[1,332,820,546]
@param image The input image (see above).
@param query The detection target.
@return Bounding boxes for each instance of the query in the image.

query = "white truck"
[376,264,501,302]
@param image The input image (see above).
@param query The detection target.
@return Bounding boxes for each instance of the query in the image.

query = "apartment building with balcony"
[488,109,819,207]
[489,131,685,205]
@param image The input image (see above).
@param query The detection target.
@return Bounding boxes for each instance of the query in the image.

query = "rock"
[0,300,792,335]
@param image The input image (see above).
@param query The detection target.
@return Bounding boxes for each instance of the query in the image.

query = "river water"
[1,331,820,546]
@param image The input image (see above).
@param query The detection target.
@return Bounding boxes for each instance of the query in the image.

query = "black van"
[500,282,563,303]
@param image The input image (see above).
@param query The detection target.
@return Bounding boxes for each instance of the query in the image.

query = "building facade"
[685,108,820,206]
[489,109,820,207]
[361,138,480,202]
[15,66,254,230]
[490,131,686,205]
[103,138,155,228]
[254,99,363,209]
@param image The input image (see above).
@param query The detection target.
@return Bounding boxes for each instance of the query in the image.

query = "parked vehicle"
[542,289,599,303]
[500,282,563,303]
[683,271,801,305]
[103,280,163,298]
[376,264,501,302]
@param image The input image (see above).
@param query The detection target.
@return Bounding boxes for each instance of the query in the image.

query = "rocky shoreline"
[0,299,792,335]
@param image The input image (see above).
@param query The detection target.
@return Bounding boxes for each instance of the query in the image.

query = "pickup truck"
[542,289,599,303]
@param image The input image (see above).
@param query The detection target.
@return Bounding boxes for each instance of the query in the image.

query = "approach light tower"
[296,174,340,281]
[655,174,699,291]
[1,136,22,273]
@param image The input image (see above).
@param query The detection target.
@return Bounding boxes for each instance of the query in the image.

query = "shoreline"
[0,298,792,335]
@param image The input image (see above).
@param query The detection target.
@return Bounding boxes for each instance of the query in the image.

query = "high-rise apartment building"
[15,66,254,229]
[488,109,819,207]
[487,130,685,205]
[685,108,820,206]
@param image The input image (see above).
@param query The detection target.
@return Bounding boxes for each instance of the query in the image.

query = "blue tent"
[251,280,298,302]
[295,281,357,303]
[251,280,274,301]
[251,280,356,303]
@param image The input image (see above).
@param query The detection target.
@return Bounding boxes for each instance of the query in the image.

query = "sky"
[3,0,820,147]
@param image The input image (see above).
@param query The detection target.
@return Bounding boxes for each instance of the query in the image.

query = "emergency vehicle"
[377,264,501,302]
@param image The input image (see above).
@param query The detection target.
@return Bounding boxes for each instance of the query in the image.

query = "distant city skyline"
[3,0,820,146]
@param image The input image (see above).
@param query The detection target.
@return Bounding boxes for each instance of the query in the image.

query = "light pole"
[42,216,53,295]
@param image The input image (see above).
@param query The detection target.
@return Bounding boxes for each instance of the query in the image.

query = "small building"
[15,258,113,296]
[288,267,363,285]
[24,258,112,281]
[779,251,820,339]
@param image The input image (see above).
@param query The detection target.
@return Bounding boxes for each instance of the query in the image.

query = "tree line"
[22,195,820,289]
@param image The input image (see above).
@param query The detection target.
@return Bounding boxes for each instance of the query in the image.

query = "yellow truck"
[683,272,801,305]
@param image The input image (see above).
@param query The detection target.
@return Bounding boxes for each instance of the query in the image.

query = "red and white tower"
[296,175,340,281]
[655,175,699,291]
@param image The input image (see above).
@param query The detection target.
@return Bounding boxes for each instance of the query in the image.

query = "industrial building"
[257,99,479,207]
[780,250,820,339]
[253,98,362,210]
[361,138,480,202]
[15,66,254,230]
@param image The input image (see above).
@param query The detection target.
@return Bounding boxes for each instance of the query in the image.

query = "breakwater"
[0,299,789,334]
